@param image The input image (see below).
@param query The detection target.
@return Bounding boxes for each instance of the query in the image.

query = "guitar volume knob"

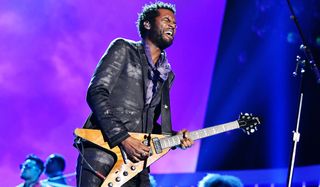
[115,177,121,182]
[123,171,128,176]
[131,166,136,171]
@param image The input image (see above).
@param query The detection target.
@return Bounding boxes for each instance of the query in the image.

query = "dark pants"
[76,146,150,187]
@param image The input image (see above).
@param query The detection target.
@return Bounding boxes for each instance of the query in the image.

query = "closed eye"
[162,17,177,28]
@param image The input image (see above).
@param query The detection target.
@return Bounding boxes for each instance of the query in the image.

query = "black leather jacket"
[83,38,174,148]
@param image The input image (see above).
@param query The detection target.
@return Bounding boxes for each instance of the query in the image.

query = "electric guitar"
[74,113,260,187]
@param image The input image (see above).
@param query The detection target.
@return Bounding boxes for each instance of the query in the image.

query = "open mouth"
[164,30,174,39]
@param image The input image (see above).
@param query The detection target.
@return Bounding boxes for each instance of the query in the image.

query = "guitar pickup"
[152,137,162,154]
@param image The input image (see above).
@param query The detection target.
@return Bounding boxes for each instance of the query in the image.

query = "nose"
[169,22,177,29]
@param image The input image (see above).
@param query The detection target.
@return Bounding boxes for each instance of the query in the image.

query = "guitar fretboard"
[159,121,239,149]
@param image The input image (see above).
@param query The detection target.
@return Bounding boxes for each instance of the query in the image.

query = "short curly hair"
[137,1,176,38]
[25,154,45,173]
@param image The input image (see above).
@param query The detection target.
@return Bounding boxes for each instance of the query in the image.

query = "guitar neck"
[159,120,240,149]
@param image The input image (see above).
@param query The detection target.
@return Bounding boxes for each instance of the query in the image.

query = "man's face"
[20,159,41,180]
[149,9,177,50]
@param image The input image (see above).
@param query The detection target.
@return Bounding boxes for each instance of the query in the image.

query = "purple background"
[0,0,225,186]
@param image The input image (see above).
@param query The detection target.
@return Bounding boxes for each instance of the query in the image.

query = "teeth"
[165,30,173,36]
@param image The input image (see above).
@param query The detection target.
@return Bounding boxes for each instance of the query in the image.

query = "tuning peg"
[250,128,255,133]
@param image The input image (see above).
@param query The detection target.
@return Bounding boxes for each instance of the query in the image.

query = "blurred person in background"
[198,173,243,187]
[43,154,68,186]
[17,154,45,187]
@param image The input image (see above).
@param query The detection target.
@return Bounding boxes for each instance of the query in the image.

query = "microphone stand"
[285,0,320,186]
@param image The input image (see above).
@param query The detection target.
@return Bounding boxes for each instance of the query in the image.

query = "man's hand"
[120,136,150,163]
[178,129,194,149]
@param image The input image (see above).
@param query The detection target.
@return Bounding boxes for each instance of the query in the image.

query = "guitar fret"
[160,121,242,148]
[162,139,167,148]
[194,131,199,139]
[169,138,174,147]
[193,121,239,141]
[175,136,180,145]
[169,137,173,147]
[201,130,205,138]
[217,126,222,133]
[198,131,202,138]
[212,127,216,134]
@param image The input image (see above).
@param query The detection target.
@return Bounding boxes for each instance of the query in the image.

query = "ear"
[143,21,151,30]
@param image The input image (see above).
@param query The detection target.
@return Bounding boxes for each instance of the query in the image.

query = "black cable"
[74,137,106,187]
[75,139,83,187]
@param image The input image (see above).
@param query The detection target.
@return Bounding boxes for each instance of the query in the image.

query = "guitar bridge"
[152,137,162,154]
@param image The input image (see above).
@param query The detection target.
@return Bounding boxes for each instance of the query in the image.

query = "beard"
[150,28,173,50]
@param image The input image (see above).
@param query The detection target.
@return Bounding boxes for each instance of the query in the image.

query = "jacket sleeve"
[86,38,130,148]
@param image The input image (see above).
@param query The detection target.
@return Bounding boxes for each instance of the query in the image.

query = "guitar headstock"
[238,113,261,135]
